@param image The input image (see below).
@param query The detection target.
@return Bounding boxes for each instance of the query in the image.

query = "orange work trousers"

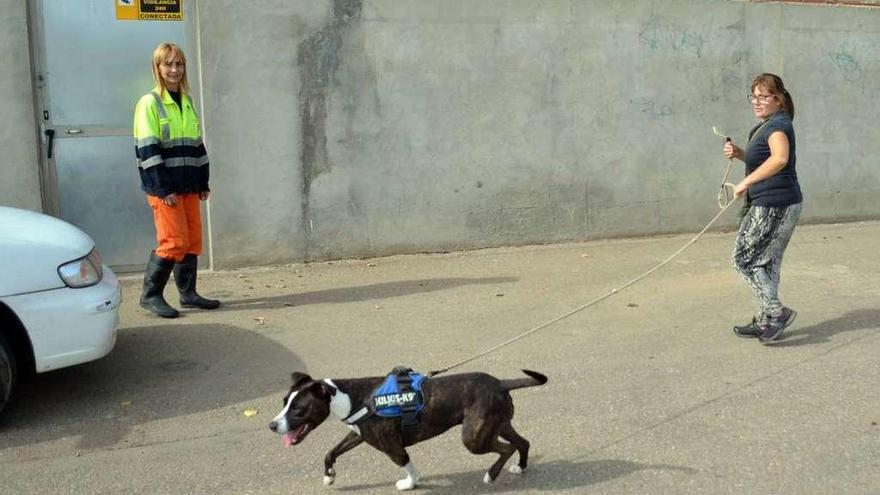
[147,193,202,262]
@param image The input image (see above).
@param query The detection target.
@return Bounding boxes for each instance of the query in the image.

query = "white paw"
[323,475,335,486]
[483,472,493,485]
[509,464,523,474]
[395,478,416,491]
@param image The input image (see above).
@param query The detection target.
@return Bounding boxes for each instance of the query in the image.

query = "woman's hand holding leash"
[720,138,748,198]
[723,140,743,160]
[713,127,740,208]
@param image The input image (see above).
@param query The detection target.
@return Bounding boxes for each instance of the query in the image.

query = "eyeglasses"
[747,94,775,105]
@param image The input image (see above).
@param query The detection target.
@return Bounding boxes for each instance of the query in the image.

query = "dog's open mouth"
[282,423,310,447]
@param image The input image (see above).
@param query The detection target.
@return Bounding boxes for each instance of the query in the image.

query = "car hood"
[0,206,95,296]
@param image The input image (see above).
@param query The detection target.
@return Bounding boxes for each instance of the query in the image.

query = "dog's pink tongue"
[283,432,296,448]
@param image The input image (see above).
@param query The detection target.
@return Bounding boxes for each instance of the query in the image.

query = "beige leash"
[429,128,740,377]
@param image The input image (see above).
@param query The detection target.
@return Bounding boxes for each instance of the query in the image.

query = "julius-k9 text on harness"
[343,366,426,432]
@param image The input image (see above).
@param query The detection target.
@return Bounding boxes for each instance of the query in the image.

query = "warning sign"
[116,0,183,21]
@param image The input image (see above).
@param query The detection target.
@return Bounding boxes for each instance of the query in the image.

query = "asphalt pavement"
[1,220,878,494]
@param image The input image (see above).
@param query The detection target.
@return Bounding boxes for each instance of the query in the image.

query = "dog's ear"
[291,372,312,390]
[306,380,336,400]
[320,382,336,398]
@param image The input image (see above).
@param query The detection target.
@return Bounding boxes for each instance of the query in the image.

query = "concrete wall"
[4,1,878,266]
[0,0,41,211]
[196,0,880,267]
[196,0,317,266]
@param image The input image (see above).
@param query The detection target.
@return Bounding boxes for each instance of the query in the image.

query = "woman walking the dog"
[722,73,802,343]
[134,42,219,318]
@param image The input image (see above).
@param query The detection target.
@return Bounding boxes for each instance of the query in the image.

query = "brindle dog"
[269,369,547,491]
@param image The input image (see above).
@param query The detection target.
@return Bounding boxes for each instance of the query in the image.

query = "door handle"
[66,128,83,134]
[45,128,55,159]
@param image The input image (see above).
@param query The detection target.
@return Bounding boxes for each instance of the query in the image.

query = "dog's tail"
[501,369,548,391]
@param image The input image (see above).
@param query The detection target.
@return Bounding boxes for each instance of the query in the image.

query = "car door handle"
[66,128,83,134]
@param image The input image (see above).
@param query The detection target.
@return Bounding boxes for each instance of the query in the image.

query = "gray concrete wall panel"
[0,1,41,211]
[196,1,324,267]
[7,1,877,266]
[196,0,880,267]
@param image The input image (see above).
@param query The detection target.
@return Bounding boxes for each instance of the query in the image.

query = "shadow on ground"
[774,308,880,347]
[0,324,302,450]
[213,277,518,311]
[336,458,696,493]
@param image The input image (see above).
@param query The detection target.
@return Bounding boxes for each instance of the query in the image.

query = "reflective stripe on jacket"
[133,87,209,198]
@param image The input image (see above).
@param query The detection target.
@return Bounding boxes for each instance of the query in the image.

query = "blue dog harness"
[343,366,426,431]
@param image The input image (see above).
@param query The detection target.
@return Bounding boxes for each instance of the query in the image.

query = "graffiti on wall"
[638,15,708,58]
[828,39,879,98]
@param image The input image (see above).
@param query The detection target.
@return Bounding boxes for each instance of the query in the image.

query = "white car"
[0,206,121,415]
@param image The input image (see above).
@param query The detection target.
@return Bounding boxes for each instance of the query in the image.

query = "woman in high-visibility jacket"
[134,42,219,318]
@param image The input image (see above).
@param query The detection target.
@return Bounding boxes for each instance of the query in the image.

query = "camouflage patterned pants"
[732,202,802,322]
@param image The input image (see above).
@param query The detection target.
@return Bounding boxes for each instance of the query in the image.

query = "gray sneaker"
[733,317,762,338]
[759,307,797,343]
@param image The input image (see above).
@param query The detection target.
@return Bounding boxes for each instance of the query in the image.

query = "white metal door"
[30,0,196,271]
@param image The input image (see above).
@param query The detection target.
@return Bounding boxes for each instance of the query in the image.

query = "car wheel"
[0,333,16,415]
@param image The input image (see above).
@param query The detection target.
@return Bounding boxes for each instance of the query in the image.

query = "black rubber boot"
[139,252,180,318]
[174,254,221,310]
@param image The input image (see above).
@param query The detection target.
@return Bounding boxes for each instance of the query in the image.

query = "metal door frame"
[26,0,57,216]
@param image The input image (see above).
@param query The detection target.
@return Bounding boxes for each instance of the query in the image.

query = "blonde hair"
[750,73,794,120]
[151,42,189,95]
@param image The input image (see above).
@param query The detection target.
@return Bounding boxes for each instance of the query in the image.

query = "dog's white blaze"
[272,390,298,433]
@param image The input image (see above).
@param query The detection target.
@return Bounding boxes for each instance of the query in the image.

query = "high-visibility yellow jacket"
[133,87,209,198]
